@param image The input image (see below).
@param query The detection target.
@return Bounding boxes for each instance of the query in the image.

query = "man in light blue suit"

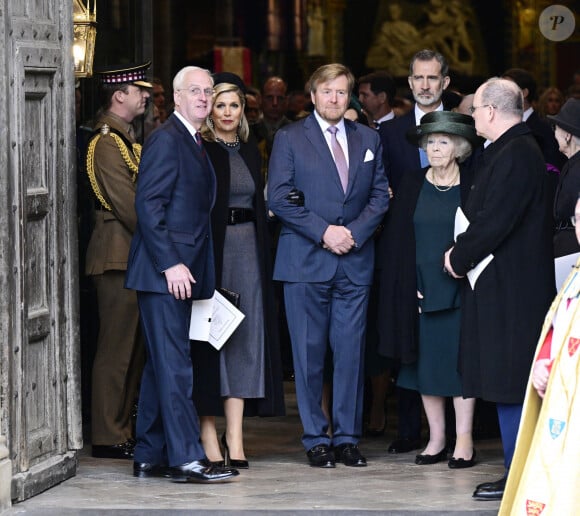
[268,63,389,468]
[125,66,237,484]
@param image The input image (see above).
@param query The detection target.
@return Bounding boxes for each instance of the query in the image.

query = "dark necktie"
[194,131,206,158]
[327,126,348,192]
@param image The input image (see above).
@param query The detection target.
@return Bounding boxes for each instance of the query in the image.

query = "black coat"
[378,111,419,194]
[450,123,555,404]
[526,110,566,172]
[553,151,580,256]
[191,138,285,417]
[376,163,474,364]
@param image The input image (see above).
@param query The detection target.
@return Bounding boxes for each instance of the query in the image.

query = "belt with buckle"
[228,207,255,225]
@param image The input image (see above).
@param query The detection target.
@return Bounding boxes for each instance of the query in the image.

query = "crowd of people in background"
[78,44,580,512]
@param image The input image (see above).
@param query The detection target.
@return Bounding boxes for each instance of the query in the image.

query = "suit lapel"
[303,114,349,196]
[169,114,208,166]
[169,114,217,206]
[345,121,362,196]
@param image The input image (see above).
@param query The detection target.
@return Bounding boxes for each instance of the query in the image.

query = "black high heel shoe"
[221,432,249,469]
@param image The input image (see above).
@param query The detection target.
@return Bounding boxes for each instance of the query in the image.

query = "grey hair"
[420,133,473,163]
[409,49,449,77]
[480,77,523,118]
[172,66,213,92]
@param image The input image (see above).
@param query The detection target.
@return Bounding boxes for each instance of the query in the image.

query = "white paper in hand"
[454,207,494,290]
[189,290,245,350]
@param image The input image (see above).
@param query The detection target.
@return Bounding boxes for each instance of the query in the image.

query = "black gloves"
[286,188,305,207]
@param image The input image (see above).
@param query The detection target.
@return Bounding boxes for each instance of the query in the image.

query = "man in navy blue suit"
[268,63,389,468]
[125,66,238,483]
[377,49,450,455]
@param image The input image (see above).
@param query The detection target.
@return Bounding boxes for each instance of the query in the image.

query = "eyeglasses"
[469,104,495,114]
[178,86,214,98]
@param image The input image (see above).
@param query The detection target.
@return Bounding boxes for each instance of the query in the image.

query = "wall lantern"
[73,0,97,78]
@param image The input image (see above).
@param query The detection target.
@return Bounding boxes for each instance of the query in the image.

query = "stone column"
[0,434,11,511]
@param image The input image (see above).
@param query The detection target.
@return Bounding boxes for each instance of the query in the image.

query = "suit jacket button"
[470,185,475,190]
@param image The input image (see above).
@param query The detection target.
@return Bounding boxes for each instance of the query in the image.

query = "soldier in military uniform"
[85,62,152,459]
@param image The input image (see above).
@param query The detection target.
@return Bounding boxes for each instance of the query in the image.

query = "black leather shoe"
[475,474,507,490]
[133,462,171,478]
[334,443,367,467]
[92,440,135,459]
[448,449,476,469]
[473,476,506,500]
[388,438,422,454]
[415,448,447,465]
[306,444,335,468]
[170,459,239,483]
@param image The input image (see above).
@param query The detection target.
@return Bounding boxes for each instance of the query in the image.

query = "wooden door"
[0,0,82,504]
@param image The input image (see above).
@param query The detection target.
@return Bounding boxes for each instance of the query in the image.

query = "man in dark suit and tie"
[377,49,450,454]
[125,66,238,483]
[268,63,389,468]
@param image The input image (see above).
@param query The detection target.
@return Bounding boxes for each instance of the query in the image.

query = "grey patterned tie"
[327,126,348,192]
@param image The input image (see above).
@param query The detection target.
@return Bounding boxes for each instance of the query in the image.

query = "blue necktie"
[419,147,429,168]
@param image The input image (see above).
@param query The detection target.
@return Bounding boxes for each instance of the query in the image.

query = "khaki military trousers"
[91,271,144,445]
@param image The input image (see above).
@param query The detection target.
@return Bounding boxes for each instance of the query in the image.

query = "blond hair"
[309,63,355,95]
[201,82,250,143]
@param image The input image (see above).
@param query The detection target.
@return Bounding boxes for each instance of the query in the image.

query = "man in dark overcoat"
[444,78,555,500]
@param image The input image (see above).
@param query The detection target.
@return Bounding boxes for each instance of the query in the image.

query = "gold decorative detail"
[73,0,97,78]
[85,131,142,211]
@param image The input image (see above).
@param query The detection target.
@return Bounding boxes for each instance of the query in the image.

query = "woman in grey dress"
[192,78,284,469]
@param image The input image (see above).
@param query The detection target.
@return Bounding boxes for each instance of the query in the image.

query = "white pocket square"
[364,149,374,162]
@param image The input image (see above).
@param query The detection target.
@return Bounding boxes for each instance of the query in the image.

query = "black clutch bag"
[216,286,240,308]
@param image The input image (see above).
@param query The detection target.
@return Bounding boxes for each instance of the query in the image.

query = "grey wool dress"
[218,146,265,398]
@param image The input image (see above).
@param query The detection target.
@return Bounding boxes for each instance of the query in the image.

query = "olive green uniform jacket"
[85,111,139,274]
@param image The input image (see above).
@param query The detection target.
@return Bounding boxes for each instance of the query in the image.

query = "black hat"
[212,71,247,94]
[548,98,580,138]
[98,61,152,88]
[406,111,481,149]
